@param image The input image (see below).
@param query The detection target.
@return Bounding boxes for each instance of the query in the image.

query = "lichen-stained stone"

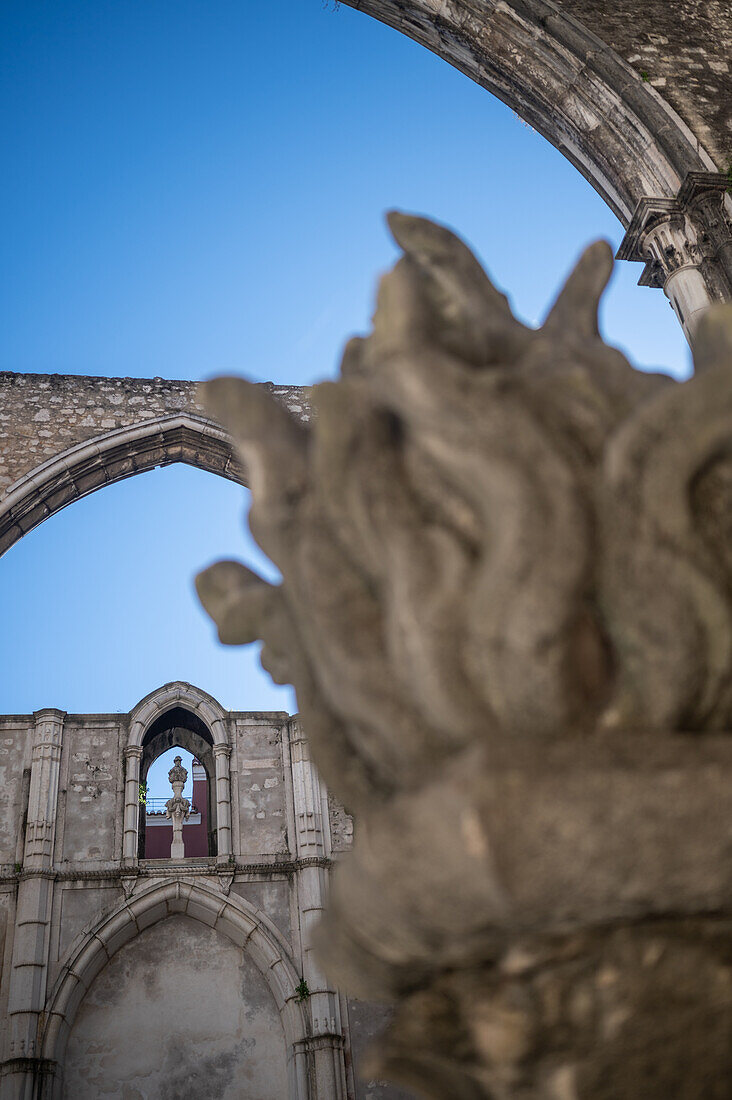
[62,915,289,1100]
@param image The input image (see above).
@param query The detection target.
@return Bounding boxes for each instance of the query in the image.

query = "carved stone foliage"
[197,213,732,1099]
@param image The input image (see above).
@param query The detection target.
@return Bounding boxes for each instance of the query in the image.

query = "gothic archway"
[123,683,233,865]
[41,879,311,1100]
[0,412,244,557]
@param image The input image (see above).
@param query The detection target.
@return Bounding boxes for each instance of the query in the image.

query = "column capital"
[31,709,65,750]
[617,172,732,293]
[213,742,232,759]
[125,744,143,761]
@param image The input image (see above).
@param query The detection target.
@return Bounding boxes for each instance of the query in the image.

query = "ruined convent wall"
[0,372,310,555]
[0,685,410,1100]
[64,916,290,1100]
[0,371,309,494]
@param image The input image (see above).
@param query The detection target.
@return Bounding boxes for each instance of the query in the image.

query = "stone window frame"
[123,682,233,867]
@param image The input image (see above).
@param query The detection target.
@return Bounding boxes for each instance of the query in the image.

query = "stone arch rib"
[41,878,310,1099]
[0,412,245,557]
[342,0,717,222]
[128,681,230,748]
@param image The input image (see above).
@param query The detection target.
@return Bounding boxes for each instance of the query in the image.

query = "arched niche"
[41,879,310,1100]
[123,683,233,866]
[139,713,218,859]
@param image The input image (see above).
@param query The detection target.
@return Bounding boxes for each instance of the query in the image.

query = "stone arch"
[341,0,718,224]
[41,878,311,1099]
[0,411,244,557]
[123,683,233,864]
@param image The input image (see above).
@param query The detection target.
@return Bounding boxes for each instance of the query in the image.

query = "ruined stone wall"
[0,689,409,1100]
[232,715,289,859]
[0,371,309,496]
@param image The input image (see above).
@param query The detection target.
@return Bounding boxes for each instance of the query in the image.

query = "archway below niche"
[42,880,308,1099]
[62,914,290,1099]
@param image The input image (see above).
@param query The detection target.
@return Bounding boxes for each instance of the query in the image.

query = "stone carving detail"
[617,171,732,340]
[165,755,190,860]
[197,213,732,1098]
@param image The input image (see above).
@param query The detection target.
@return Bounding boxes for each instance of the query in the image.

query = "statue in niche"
[165,755,190,860]
[196,211,732,1098]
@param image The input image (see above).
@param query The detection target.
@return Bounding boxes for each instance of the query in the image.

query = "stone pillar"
[288,718,348,1100]
[1,710,65,1099]
[213,742,232,863]
[122,744,142,865]
[617,172,732,345]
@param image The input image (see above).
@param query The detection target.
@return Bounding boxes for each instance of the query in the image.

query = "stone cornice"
[0,855,332,887]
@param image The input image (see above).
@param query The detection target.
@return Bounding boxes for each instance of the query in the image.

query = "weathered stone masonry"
[0,372,309,556]
[0,681,410,1100]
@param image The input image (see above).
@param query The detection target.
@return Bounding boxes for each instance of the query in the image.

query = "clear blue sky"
[0,0,689,717]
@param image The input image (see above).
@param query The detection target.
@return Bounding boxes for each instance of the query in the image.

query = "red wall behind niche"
[144,761,210,858]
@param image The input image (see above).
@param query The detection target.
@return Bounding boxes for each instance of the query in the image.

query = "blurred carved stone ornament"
[197,213,732,1099]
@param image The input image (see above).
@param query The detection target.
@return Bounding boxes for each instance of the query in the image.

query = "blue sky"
[0,0,690,718]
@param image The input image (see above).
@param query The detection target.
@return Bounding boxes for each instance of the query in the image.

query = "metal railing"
[145,797,199,815]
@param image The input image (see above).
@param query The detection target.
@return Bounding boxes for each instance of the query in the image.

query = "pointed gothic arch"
[0,412,244,557]
[123,683,233,865]
[41,878,311,1100]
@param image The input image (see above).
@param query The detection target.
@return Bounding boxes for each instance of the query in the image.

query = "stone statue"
[165,755,190,860]
[196,212,732,1098]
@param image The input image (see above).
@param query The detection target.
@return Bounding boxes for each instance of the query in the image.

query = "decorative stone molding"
[212,741,233,863]
[197,211,732,1098]
[24,709,65,868]
[617,171,732,340]
[2,709,65,1093]
[282,720,349,1097]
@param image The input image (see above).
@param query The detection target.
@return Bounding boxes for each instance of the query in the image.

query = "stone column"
[122,744,142,865]
[1,709,65,1099]
[213,742,232,863]
[288,718,348,1100]
[617,172,732,345]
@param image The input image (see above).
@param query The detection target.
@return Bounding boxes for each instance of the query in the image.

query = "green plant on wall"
[294,978,310,1003]
[138,783,147,805]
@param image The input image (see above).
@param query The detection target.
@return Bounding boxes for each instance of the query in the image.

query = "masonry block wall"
[0,373,310,555]
[0,683,413,1100]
